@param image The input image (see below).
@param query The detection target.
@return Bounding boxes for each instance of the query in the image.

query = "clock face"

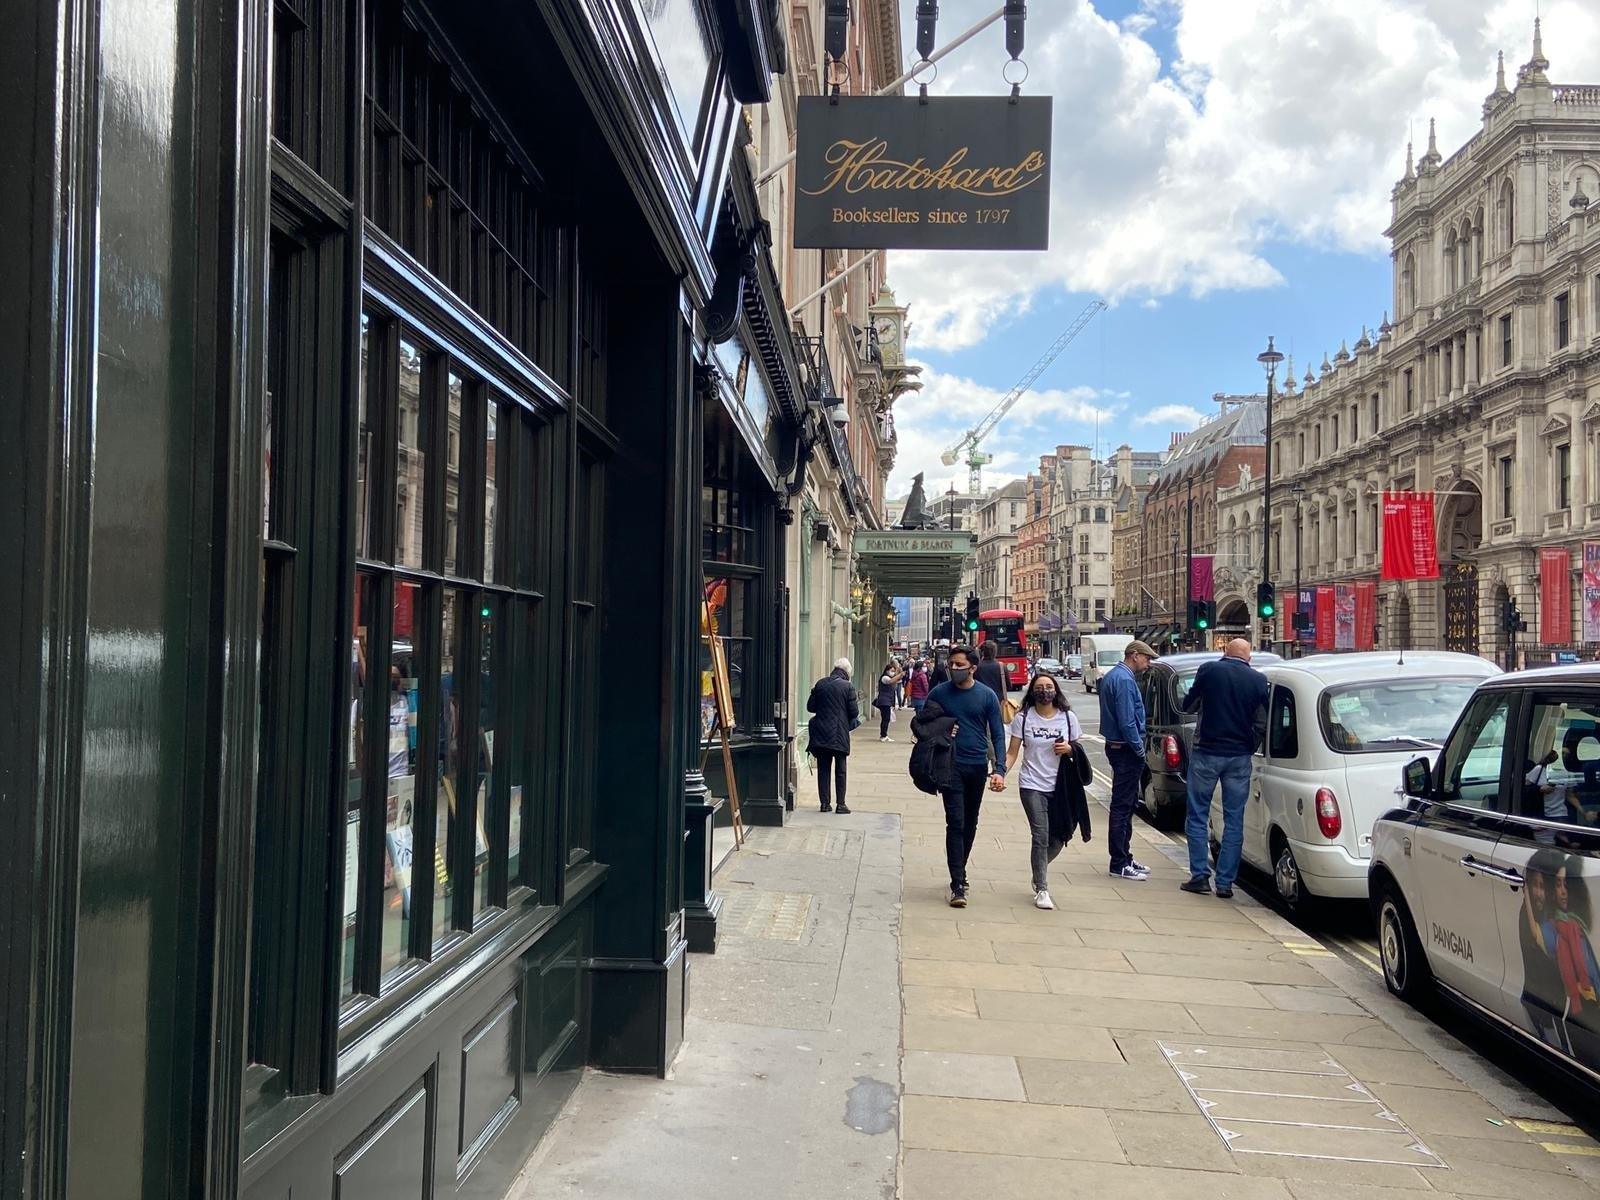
[874,316,899,345]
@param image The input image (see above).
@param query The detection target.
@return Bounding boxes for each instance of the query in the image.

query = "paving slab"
[1019,1056,1199,1113]
[1108,1108,1246,1172]
[1124,951,1331,986]
[904,1013,1127,1062]
[902,1149,1298,1200]
[902,1094,1126,1162]
[902,934,997,962]
[1042,965,1273,1008]
[902,1050,1026,1101]
[902,958,1050,992]
[992,942,1135,971]
[902,984,979,1017]
[977,987,1205,1033]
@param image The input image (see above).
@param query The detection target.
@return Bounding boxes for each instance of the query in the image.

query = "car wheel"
[1272,836,1319,918]
[1376,883,1433,1003]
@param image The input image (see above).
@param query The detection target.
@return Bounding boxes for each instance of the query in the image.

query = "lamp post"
[1184,476,1194,650]
[1169,529,1180,649]
[1292,483,1305,658]
[1258,336,1284,650]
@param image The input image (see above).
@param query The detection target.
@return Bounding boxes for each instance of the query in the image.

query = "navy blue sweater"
[925,680,1007,772]
[1181,656,1270,756]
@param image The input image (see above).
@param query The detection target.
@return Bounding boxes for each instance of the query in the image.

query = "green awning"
[854,529,976,598]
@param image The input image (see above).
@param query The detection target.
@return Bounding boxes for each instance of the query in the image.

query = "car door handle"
[1459,855,1523,884]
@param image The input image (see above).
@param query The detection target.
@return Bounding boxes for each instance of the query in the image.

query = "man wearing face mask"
[919,644,1007,907]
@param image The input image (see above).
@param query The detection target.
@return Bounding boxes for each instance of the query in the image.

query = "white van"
[1213,651,1499,912]
[1080,634,1129,693]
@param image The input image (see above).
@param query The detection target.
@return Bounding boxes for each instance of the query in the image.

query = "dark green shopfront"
[0,0,786,1197]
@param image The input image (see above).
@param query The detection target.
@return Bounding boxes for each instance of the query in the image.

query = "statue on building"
[899,473,941,529]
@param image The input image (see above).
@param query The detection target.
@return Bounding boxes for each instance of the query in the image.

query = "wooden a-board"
[700,597,745,848]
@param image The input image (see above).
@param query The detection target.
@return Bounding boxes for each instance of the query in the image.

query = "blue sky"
[883,0,1600,497]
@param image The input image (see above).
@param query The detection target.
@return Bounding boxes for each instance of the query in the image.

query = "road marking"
[1516,1119,1587,1136]
[1541,1143,1600,1157]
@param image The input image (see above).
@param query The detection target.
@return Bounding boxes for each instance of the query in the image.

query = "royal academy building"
[1,0,790,1198]
[1267,26,1600,661]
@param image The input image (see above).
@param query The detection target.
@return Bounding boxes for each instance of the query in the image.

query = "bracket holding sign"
[794,95,1052,251]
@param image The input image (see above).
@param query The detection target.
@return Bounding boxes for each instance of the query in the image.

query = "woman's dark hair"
[1527,848,1567,919]
[978,640,997,661]
[1563,854,1593,927]
[1021,672,1069,716]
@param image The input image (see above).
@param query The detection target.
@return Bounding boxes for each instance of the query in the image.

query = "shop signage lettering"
[794,96,1052,251]
[856,531,973,555]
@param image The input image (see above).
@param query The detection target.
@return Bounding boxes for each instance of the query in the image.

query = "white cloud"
[891,0,1600,352]
[1135,403,1206,428]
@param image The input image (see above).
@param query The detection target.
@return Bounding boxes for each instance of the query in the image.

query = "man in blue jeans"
[1098,640,1158,880]
[1179,638,1270,898]
[923,645,1008,907]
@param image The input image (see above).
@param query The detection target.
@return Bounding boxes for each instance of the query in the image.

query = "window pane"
[1522,700,1600,829]
[342,573,379,999]
[396,339,425,569]
[484,397,499,584]
[445,371,464,576]
[356,313,372,558]
[434,589,464,944]
[382,586,420,980]
[474,598,496,916]
[1439,694,1510,810]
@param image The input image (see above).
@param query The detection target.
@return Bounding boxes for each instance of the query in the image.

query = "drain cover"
[720,890,813,942]
[1160,1042,1446,1169]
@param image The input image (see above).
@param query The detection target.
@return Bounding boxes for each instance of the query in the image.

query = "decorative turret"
[1320,352,1333,376]
[1282,356,1297,395]
[1484,50,1511,117]
[1354,325,1372,352]
[1519,18,1550,87]
[1573,175,1592,213]
[1334,340,1350,365]
[1417,118,1442,173]
[1402,140,1415,183]
[1378,311,1392,339]
[1303,366,1316,387]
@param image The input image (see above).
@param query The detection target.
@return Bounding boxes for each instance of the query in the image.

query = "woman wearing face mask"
[1003,671,1082,910]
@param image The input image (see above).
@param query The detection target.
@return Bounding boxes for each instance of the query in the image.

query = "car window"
[1318,678,1481,754]
[1172,668,1198,708]
[1521,697,1600,830]
[1268,686,1298,760]
[1097,650,1121,667]
[1437,692,1510,810]
[1138,670,1162,722]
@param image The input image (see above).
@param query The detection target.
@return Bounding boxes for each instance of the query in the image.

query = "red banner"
[1189,555,1215,602]
[1381,491,1440,581]
[1542,548,1572,645]
[1315,586,1336,651]
[1355,582,1377,651]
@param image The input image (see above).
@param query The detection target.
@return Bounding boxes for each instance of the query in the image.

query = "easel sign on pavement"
[700,597,745,848]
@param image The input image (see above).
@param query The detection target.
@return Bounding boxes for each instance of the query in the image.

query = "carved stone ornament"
[1583,402,1600,423]
[1542,414,1571,437]
[1493,414,1518,434]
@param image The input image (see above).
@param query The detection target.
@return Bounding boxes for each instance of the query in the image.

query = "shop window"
[365,0,568,384]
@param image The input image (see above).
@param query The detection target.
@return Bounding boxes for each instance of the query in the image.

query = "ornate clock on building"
[868,286,908,369]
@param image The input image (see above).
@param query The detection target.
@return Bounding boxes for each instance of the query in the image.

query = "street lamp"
[1291,483,1305,658]
[1257,336,1284,650]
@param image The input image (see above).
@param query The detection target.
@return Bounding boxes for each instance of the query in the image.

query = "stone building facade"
[976,480,1030,610]
[1015,467,1055,650]
[1267,27,1600,659]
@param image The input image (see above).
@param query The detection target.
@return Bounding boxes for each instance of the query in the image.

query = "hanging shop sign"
[793,95,1052,251]
[1188,555,1214,601]
[1380,491,1439,581]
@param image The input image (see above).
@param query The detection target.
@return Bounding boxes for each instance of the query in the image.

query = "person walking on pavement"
[929,649,950,689]
[915,645,1007,908]
[1179,637,1270,898]
[907,660,930,716]
[1098,640,1157,880]
[1002,671,1081,910]
[805,658,859,815]
[975,640,1009,702]
[873,660,903,741]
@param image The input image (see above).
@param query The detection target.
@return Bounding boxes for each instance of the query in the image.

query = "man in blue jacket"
[1098,640,1157,880]
[924,645,1008,908]
[1179,638,1270,898]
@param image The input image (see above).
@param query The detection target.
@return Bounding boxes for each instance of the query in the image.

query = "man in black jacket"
[1178,639,1269,898]
[806,659,859,814]
[975,640,1009,702]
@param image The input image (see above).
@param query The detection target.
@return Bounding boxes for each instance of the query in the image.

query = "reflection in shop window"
[396,339,425,569]
[435,590,463,947]
[383,580,420,978]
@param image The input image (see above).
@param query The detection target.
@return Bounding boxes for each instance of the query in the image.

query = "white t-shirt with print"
[1008,707,1082,793]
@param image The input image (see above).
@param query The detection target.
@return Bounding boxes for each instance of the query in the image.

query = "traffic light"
[1186,599,1215,632]
[1501,598,1527,634]
[965,594,980,633]
[1256,582,1276,619]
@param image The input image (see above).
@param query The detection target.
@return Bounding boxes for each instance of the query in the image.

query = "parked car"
[1137,651,1282,829]
[1370,665,1600,1086]
[1033,656,1064,679]
[1080,635,1124,693]
[1064,654,1084,680]
[1211,651,1499,914]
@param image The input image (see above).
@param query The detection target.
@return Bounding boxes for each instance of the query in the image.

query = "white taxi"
[1210,651,1500,913]
[1370,667,1600,1084]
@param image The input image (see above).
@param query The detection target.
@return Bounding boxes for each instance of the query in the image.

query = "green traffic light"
[1259,603,1274,617]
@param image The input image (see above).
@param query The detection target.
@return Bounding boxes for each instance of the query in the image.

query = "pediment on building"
[1584,402,1600,424]
[1542,413,1571,438]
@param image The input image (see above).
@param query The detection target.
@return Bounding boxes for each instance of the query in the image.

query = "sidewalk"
[517,726,1600,1200]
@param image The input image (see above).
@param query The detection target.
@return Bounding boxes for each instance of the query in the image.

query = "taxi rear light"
[1315,787,1342,839]
[1163,735,1181,770]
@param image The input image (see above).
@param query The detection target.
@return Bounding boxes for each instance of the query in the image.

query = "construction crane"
[939,299,1107,494]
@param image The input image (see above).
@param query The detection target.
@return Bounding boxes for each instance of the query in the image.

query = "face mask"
[950,667,972,684]
[1032,689,1055,705]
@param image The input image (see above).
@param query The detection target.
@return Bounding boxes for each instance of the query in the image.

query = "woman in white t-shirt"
[1003,671,1081,910]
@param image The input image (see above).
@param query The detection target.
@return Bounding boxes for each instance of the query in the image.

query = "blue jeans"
[1186,749,1253,886]
[1106,745,1143,872]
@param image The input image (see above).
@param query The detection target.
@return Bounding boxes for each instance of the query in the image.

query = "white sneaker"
[1034,889,1055,910]
[880,735,892,743]
[1112,864,1149,880]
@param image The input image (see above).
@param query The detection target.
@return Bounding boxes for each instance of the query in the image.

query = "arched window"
[1443,230,1457,293]
[1459,219,1473,282]
[1472,209,1484,276]
[1499,180,1515,249]
[1401,252,1416,315]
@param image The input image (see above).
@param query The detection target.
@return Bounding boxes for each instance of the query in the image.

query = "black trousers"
[1106,744,1142,871]
[813,749,847,808]
[941,761,990,890]
[878,706,891,737]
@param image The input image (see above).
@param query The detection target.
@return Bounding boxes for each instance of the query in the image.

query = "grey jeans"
[1019,788,1066,891]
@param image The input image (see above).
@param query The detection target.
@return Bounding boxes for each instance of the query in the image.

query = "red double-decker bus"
[976,609,1029,691]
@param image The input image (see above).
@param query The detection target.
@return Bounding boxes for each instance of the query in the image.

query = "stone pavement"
[516,724,1600,1199]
